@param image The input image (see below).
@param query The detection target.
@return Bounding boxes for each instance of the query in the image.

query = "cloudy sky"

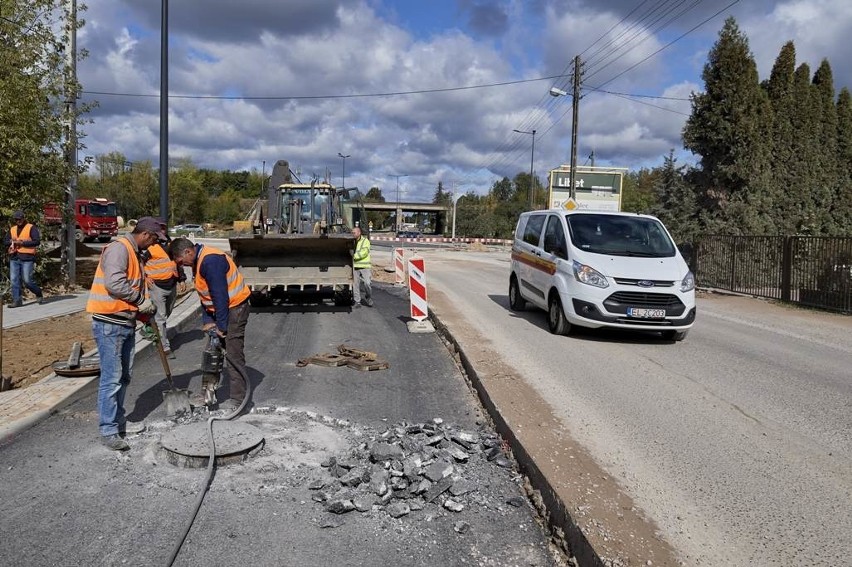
[75,0,852,201]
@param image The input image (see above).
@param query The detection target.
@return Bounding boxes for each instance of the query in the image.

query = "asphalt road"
[420,247,852,567]
[0,281,563,567]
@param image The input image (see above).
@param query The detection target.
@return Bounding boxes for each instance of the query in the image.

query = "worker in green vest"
[351,226,372,308]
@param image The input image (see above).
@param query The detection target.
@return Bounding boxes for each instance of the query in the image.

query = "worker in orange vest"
[142,218,185,358]
[170,236,251,413]
[86,217,162,451]
[4,210,44,308]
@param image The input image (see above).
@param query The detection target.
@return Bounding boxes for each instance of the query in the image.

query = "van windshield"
[566,214,676,257]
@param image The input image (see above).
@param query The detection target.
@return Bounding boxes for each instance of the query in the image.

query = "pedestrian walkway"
[2,292,90,329]
[0,292,200,444]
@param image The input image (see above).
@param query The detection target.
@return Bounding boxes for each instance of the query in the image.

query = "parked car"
[397,230,421,239]
[169,224,205,236]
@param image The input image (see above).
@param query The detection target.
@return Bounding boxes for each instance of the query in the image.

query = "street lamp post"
[337,153,350,189]
[261,160,266,199]
[550,55,582,200]
[513,129,536,209]
[452,193,464,240]
[389,173,407,232]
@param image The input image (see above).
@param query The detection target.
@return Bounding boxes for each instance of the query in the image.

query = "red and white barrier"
[408,257,428,321]
[393,248,405,285]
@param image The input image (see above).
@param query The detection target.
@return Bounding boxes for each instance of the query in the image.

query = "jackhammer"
[200,331,224,407]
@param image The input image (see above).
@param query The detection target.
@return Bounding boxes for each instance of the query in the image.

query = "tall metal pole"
[261,160,266,199]
[159,0,169,222]
[390,174,407,232]
[338,153,350,189]
[569,55,581,200]
[63,0,77,285]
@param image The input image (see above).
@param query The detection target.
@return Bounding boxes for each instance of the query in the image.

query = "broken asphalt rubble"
[296,344,390,372]
[308,417,520,527]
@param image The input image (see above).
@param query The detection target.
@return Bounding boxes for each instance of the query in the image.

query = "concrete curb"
[0,293,201,446]
[428,310,604,567]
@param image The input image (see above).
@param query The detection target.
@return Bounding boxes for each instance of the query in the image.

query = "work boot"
[366,299,374,307]
[101,434,130,451]
[9,300,22,308]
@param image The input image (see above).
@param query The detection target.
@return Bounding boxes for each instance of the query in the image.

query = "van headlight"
[681,271,695,292]
[573,261,609,288]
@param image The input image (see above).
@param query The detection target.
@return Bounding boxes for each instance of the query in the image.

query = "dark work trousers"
[224,300,250,402]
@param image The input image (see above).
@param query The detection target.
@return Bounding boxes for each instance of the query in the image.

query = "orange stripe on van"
[511,249,557,275]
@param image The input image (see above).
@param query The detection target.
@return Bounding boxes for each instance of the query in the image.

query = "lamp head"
[549,87,568,97]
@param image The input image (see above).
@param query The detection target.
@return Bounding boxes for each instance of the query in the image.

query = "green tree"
[682,17,773,234]
[169,159,207,224]
[764,41,798,234]
[622,168,659,213]
[652,151,698,244]
[812,60,839,234]
[0,1,88,218]
[835,88,852,233]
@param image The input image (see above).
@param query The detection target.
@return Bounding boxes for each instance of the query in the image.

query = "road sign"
[408,257,428,321]
[548,166,626,211]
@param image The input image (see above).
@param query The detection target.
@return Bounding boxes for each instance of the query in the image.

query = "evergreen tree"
[652,151,698,244]
[622,168,660,213]
[789,63,821,234]
[835,88,852,233]
[682,17,773,234]
[812,60,840,234]
[764,41,797,233]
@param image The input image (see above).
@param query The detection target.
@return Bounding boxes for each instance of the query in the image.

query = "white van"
[509,209,696,341]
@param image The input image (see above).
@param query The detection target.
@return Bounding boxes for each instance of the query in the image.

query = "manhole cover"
[160,421,265,468]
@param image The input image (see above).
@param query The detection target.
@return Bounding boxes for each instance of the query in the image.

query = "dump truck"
[229,160,367,306]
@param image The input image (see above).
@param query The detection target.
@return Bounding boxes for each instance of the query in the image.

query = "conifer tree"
[812,60,840,234]
[682,17,773,234]
[652,151,698,244]
[835,88,852,233]
[789,63,822,234]
[764,41,798,234]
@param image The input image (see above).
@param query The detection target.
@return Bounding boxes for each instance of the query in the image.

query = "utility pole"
[338,153,350,189]
[159,0,169,223]
[389,174,407,232]
[63,0,77,285]
[569,55,581,200]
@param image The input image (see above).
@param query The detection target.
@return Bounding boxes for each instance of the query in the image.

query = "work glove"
[138,297,156,315]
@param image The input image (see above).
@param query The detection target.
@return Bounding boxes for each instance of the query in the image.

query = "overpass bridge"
[362,201,451,233]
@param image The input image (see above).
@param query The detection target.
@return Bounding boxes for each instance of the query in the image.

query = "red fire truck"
[44,198,119,242]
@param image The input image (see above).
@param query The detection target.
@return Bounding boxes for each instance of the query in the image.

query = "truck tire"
[509,275,526,311]
[75,229,84,243]
[547,293,571,336]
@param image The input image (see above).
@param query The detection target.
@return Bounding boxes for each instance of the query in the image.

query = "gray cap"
[136,217,167,240]
[12,210,24,219]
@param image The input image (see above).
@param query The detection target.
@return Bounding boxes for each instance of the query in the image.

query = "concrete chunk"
[449,480,477,497]
[370,442,404,462]
[326,499,356,514]
[424,476,454,503]
[443,498,465,512]
[423,460,453,482]
[386,502,411,518]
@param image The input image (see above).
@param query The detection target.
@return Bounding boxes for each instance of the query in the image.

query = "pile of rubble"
[307,417,527,529]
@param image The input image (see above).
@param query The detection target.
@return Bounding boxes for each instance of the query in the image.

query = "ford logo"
[637,280,655,287]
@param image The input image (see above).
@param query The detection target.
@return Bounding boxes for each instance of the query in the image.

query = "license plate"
[627,307,665,318]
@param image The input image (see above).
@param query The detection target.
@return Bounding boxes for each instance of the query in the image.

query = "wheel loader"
[229,160,366,306]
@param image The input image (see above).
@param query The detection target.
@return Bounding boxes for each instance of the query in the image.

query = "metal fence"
[694,235,852,314]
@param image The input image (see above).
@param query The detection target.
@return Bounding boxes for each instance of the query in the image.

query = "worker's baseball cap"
[136,216,167,240]
[12,210,24,219]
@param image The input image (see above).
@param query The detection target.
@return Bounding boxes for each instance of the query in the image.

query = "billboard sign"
[549,167,626,212]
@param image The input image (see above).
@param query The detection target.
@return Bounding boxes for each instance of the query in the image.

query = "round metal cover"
[52,356,100,377]
[160,421,265,468]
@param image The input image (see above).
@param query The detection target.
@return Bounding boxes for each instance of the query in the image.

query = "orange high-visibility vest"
[144,242,178,283]
[86,237,144,314]
[194,246,250,314]
[10,224,36,255]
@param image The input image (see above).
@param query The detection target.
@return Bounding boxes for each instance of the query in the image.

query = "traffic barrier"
[408,257,428,321]
[394,248,405,285]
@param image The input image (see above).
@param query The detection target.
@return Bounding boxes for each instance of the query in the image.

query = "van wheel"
[509,276,526,311]
[547,294,571,335]
[662,329,689,342]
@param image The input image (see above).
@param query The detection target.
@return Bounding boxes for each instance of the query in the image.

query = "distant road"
[421,247,852,566]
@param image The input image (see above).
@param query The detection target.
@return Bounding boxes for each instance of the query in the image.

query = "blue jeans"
[92,320,136,437]
[9,258,42,303]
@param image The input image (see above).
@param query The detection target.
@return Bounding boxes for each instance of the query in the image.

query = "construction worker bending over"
[86,217,162,451]
[352,226,373,307]
[170,237,251,413]
[142,218,184,358]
